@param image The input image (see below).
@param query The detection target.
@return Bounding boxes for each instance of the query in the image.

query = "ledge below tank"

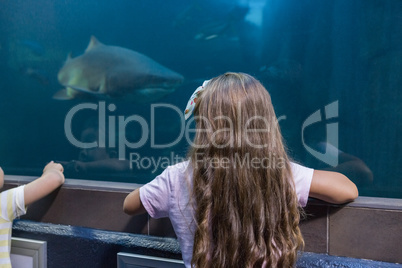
[12,220,401,268]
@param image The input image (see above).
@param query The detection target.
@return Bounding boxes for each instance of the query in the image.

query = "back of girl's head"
[189,72,304,268]
[192,72,283,155]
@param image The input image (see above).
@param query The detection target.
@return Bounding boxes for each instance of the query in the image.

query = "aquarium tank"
[0,0,400,198]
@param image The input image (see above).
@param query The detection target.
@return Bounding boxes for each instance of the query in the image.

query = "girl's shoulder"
[290,161,314,177]
[160,160,192,186]
[169,160,190,171]
[164,160,191,176]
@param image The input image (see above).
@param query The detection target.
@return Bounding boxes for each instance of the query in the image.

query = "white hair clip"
[184,80,210,120]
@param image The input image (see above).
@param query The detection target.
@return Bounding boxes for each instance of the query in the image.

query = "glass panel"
[0,0,400,197]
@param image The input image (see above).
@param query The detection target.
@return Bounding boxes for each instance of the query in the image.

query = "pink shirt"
[140,161,314,267]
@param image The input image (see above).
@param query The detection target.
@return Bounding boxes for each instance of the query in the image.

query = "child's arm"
[309,170,358,204]
[24,161,65,206]
[123,188,147,216]
[0,167,4,189]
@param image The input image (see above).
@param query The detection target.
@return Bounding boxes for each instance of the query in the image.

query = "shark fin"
[65,52,73,63]
[68,84,104,95]
[85,36,103,52]
[53,89,74,100]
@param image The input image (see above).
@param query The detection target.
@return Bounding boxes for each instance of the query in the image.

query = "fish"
[18,40,45,56]
[20,67,50,85]
[193,5,249,41]
[259,59,302,85]
[172,2,203,28]
[194,21,230,41]
[55,36,184,102]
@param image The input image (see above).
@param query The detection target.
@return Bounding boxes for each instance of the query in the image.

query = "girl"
[123,72,358,267]
[0,162,65,267]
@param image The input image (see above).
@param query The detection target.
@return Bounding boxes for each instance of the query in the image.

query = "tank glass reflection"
[0,0,401,197]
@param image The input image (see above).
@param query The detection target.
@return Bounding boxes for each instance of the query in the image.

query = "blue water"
[0,0,401,197]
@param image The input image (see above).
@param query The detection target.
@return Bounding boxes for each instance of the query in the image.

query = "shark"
[55,36,184,102]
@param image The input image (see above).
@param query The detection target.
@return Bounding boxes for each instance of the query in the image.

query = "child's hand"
[24,161,65,206]
[44,161,64,173]
[0,167,4,189]
[43,161,65,183]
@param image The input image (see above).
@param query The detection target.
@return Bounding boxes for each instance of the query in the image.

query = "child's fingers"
[57,163,64,173]
[43,161,64,173]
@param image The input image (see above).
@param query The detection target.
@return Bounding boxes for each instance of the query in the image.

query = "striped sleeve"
[0,186,26,267]
[0,186,26,222]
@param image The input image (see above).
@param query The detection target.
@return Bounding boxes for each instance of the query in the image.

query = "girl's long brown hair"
[189,72,304,267]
